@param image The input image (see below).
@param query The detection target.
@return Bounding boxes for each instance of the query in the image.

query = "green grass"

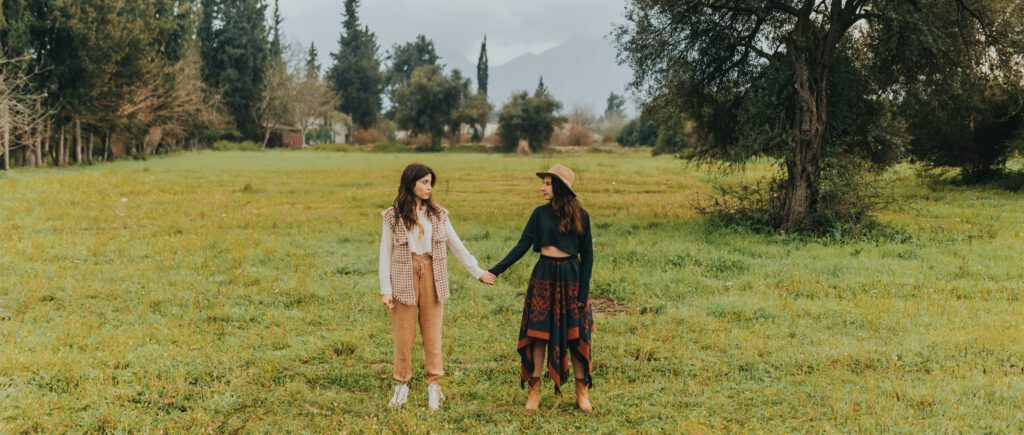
[1,150,1022,432]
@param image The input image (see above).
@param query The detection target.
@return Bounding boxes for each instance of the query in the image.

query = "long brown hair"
[392,163,440,230]
[550,177,584,235]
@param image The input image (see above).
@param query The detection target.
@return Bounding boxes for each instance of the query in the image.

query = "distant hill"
[442,36,636,118]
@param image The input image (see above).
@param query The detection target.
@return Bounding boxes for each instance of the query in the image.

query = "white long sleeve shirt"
[379,208,485,295]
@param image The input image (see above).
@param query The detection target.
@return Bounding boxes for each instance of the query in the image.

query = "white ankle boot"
[388,383,409,408]
[428,383,444,411]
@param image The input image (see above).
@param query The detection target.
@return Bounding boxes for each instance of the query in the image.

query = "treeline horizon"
[0,0,637,171]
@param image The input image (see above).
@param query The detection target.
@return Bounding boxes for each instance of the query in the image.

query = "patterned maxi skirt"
[517,255,594,393]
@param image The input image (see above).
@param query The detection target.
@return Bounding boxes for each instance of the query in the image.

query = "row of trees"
[0,0,582,169]
[0,0,577,168]
[328,0,577,151]
[1,0,226,170]
[616,0,1024,232]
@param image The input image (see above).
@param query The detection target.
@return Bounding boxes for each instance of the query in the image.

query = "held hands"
[381,293,395,310]
[478,271,497,285]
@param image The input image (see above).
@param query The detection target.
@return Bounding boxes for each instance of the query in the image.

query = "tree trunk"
[783,52,828,233]
[74,116,83,165]
[262,126,272,148]
[1,96,9,171]
[42,122,50,166]
[88,132,94,164]
[33,134,42,167]
[104,133,111,161]
[58,126,66,167]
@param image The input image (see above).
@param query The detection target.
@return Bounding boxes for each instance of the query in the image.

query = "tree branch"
[766,1,801,17]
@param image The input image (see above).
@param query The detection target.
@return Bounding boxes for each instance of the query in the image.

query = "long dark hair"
[551,177,584,235]
[392,163,439,230]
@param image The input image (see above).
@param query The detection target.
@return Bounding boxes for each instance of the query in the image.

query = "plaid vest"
[382,206,450,305]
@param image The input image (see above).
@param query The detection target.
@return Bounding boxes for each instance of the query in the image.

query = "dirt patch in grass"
[590,297,628,317]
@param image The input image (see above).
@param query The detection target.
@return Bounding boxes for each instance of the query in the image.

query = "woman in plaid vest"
[378,163,497,411]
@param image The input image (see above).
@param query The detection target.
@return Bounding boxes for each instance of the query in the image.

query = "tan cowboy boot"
[575,379,593,413]
[525,377,542,410]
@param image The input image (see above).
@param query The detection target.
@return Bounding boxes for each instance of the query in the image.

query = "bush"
[554,125,596,147]
[496,84,565,152]
[904,79,1024,182]
[698,158,902,239]
[352,129,387,145]
[617,113,659,147]
[652,119,688,156]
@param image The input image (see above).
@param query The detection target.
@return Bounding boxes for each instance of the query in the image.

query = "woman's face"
[541,176,553,201]
[414,173,433,202]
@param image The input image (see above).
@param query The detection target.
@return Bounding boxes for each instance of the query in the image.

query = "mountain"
[442,36,635,118]
[488,36,635,118]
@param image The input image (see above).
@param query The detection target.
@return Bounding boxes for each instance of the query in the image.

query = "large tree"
[328,0,382,129]
[895,2,1024,182]
[199,0,270,141]
[384,34,440,110]
[393,65,462,150]
[497,77,565,152]
[615,0,1018,232]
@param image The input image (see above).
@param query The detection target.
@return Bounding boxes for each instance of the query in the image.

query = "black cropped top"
[488,204,594,301]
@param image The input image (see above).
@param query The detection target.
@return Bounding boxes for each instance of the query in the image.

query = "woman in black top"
[488,164,594,412]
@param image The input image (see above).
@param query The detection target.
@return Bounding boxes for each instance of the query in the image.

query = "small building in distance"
[265,125,304,149]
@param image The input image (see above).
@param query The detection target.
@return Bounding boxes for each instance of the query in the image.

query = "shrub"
[351,129,387,145]
[698,158,901,238]
[554,125,596,147]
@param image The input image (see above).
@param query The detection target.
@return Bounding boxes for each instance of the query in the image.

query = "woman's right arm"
[488,209,537,277]
[379,221,395,308]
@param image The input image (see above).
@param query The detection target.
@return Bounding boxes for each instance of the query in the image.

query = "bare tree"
[117,48,229,159]
[0,58,50,170]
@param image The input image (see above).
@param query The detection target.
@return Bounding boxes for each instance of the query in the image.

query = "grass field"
[1,150,1023,432]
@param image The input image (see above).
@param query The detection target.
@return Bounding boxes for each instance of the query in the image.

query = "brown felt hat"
[536,164,577,196]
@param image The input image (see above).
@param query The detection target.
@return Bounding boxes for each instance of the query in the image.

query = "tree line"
[0,0,574,170]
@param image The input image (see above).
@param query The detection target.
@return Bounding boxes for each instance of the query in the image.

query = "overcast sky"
[278,0,628,67]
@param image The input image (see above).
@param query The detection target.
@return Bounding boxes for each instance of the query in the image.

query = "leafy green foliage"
[878,1,1024,182]
[328,0,383,129]
[199,0,270,140]
[604,92,626,119]
[905,78,1023,182]
[617,112,659,147]
[460,92,492,143]
[652,118,687,156]
[614,0,1022,232]
[393,65,462,150]
[384,34,440,108]
[304,42,320,80]
[476,35,488,95]
[497,79,565,152]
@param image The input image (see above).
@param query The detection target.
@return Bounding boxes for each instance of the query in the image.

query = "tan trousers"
[391,253,445,384]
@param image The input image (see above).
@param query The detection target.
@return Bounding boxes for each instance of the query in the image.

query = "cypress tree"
[328,0,382,129]
[476,35,488,96]
[305,42,320,80]
[198,0,270,140]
